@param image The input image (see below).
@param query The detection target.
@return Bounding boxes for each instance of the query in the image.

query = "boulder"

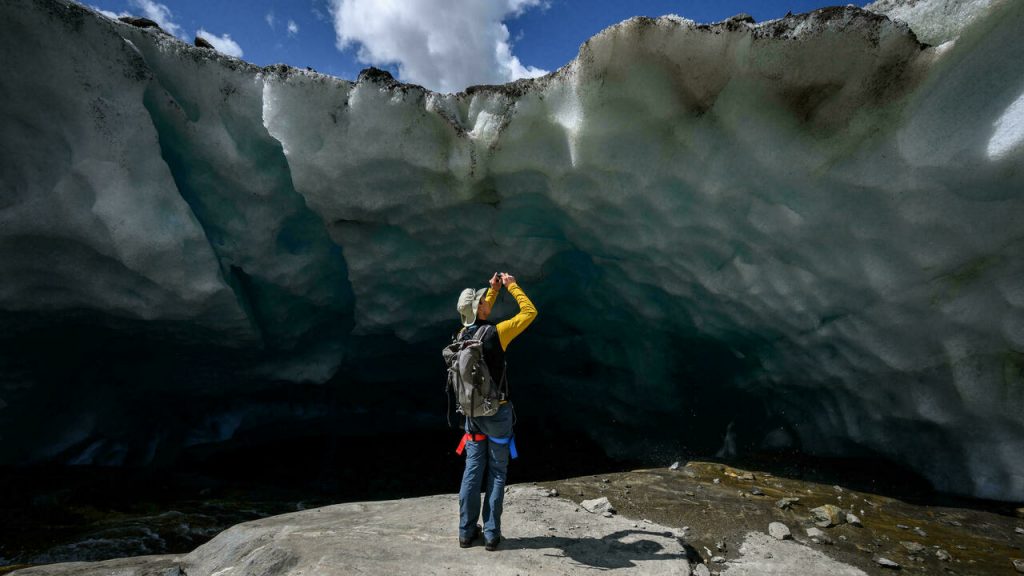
[810,505,844,528]
[768,522,792,540]
[581,497,615,514]
[117,16,162,30]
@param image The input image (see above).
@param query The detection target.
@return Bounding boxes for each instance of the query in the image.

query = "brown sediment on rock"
[542,461,1024,576]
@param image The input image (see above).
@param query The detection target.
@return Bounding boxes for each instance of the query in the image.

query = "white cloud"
[287,20,300,36]
[328,0,548,93]
[91,5,128,19]
[196,28,244,58]
[128,0,182,37]
[265,11,276,29]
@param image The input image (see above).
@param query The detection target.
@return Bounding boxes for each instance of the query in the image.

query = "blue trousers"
[459,403,513,541]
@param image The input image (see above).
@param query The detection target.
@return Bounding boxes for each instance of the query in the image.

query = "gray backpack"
[443,324,502,418]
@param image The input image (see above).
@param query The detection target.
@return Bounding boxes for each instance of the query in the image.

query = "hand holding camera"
[490,272,516,289]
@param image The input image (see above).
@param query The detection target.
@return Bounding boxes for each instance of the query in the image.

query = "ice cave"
[1,0,1023,509]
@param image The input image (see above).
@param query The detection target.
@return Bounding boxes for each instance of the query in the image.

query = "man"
[454,271,537,551]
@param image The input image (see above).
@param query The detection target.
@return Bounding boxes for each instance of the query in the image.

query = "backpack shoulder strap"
[475,324,494,342]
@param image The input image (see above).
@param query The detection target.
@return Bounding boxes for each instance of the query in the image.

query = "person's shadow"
[502,529,701,570]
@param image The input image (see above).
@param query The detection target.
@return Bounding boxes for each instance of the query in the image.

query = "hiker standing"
[448,272,537,551]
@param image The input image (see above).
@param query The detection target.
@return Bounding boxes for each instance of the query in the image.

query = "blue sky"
[86,0,847,93]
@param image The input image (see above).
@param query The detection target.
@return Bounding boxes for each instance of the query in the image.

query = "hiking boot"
[484,536,501,551]
[459,525,482,548]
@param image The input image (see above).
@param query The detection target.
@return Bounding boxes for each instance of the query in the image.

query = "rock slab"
[11,487,690,576]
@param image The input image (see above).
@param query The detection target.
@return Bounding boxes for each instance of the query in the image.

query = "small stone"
[693,564,711,576]
[602,478,610,484]
[901,541,925,554]
[711,555,727,564]
[776,497,800,510]
[602,511,614,518]
[846,513,862,526]
[874,557,900,569]
[750,487,764,496]
[913,527,927,537]
[582,497,615,514]
[740,472,755,481]
[1013,559,1024,573]
[713,478,721,484]
[935,549,952,562]
[1016,527,1024,535]
[833,485,844,492]
[806,527,833,545]
[716,540,727,552]
[810,504,844,527]
[956,544,968,550]
[546,489,558,497]
[669,461,681,470]
[896,524,910,530]
[839,535,847,541]
[684,491,696,497]
[769,522,792,540]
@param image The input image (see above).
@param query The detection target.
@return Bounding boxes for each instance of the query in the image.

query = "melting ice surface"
[0,0,1023,501]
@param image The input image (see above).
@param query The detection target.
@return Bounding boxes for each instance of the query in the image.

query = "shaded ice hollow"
[0,0,1023,500]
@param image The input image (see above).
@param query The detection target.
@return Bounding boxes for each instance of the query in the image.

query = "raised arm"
[495,275,537,351]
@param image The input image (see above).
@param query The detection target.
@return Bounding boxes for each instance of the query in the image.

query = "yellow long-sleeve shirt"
[483,282,537,351]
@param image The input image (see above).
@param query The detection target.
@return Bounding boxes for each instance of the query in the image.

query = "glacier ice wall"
[1,0,1023,500]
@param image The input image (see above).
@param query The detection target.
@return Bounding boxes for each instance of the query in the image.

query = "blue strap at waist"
[488,435,518,459]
